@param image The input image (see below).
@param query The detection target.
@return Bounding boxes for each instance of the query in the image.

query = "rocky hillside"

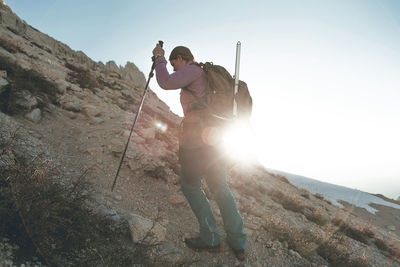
[1,3,399,266]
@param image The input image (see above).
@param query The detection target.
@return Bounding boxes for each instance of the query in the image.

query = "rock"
[272,240,283,251]
[86,147,103,155]
[0,77,8,95]
[289,249,302,258]
[127,158,141,170]
[110,138,125,155]
[25,108,41,123]
[128,213,166,245]
[387,225,396,231]
[98,207,121,222]
[65,110,78,119]
[244,222,260,231]
[155,241,184,265]
[121,62,146,87]
[62,101,81,112]
[54,79,68,94]
[82,104,101,117]
[105,60,120,73]
[137,127,155,140]
[89,116,104,124]
[114,195,122,201]
[168,193,185,205]
[15,90,38,110]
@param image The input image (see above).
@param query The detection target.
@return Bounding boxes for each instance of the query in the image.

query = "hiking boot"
[184,237,221,252]
[231,248,245,261]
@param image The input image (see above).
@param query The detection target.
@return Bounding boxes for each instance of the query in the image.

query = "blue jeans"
[179,145,246,250]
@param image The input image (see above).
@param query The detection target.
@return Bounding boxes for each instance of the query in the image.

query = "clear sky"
[6,0,400,199]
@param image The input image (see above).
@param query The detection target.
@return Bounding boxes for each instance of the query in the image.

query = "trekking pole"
[111,40,164,191]
[233,41,241,117]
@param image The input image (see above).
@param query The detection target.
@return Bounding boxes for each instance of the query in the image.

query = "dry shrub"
[301,193,310,199]
[305,208,329,226]
[374,236,400,262]
[316,236,373,267]
[262,217,325,261]
[331,217,374,245]
[269,190,328,226]
[266,171,290,184]
[269,190,304,213]
[332,216,399,262]
[314,193,324,200]
[0,132,150,266]
[0,35,24,53]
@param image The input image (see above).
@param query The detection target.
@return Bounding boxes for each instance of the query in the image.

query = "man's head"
[169,46,194,71]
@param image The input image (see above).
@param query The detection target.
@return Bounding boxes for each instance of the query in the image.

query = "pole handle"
[151,40,164,62]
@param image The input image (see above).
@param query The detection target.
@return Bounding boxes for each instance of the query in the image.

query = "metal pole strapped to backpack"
[233,41,241,117]
[111,40,164,192]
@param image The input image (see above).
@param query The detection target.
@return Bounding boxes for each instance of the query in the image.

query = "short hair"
[169,46,194,62]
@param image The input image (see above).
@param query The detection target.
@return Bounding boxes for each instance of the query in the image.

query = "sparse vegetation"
[266,171,290,184]
[269,190,328,226]
[0,128,150,266]
[316,235,373,267]
[331,216,400,262]
[332,216,374,245]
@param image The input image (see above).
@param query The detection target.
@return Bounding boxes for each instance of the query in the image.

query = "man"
[152,44,246,261]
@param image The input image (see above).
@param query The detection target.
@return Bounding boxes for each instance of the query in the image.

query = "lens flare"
[155,121,167,132]
[221,120,257,163]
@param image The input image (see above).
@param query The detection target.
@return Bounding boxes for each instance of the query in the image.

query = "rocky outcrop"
[0,2,179,129]
[121,61,146,87]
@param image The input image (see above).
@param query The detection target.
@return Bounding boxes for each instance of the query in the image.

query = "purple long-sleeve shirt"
[154,56,207,115]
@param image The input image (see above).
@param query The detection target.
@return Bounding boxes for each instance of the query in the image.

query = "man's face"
[170,56,186,71]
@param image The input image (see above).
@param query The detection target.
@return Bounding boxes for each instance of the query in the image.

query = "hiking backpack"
[198,62,252,122]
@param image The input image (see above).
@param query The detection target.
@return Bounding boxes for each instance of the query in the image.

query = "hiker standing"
[152,44,246,261]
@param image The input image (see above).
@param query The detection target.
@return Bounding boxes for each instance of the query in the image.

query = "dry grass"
[269,190,328,226]
[316,235,373,267]
[266,171,291,184]
[331,216,400,262]
[262,217,324,258]
[332,216,374,245]
[262,216,379,267]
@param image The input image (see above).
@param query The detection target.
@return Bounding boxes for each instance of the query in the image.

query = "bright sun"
[221,120,258,163]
